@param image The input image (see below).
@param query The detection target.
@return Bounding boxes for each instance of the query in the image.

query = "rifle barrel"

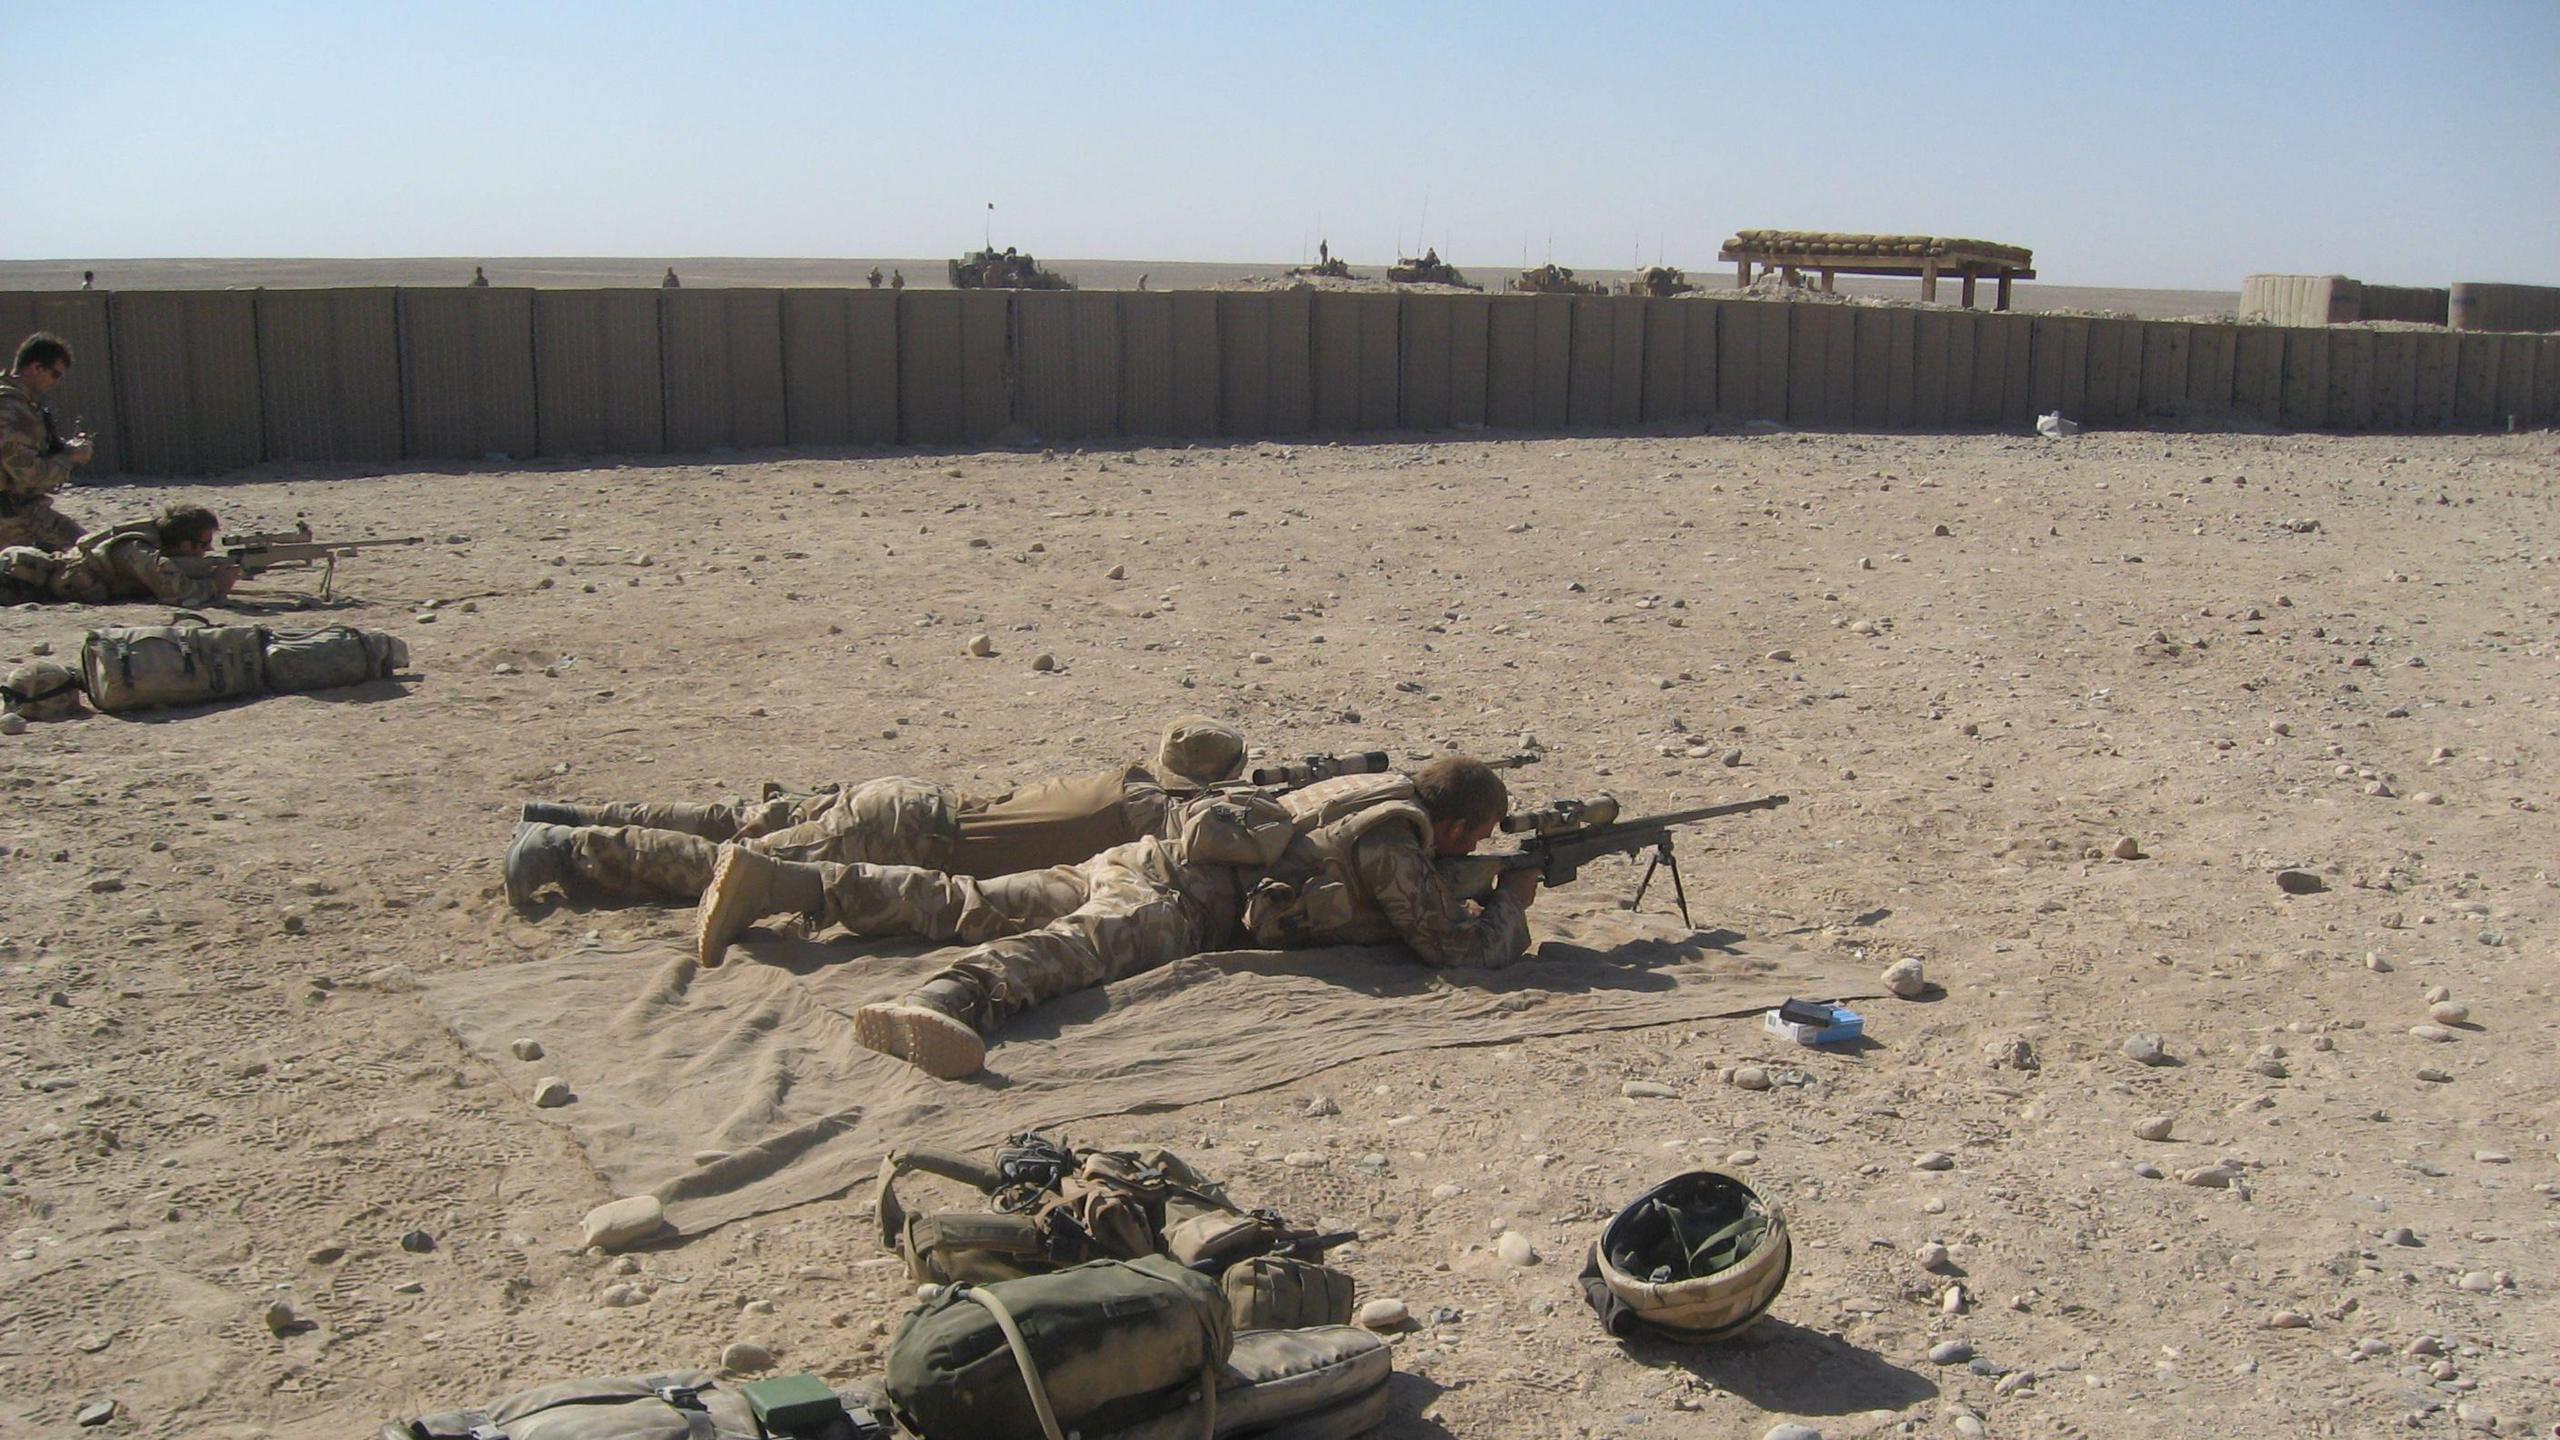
[1576,795,1789,835]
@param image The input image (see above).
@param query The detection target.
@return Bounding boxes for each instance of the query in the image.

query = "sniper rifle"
[179,523,425,600]
[1440,792,1790,927]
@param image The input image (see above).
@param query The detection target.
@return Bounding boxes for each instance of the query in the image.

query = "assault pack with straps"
[80,612,409,714]
[380,1323,1394,1440]
[384,1370,887,1439]
[875,1133,1357,1332]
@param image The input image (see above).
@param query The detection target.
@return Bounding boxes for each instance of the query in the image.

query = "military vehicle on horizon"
[948,246,1075,290]
[1627,265,1696,297]
[1508,262,1604,295]
[1387,249,1475,288]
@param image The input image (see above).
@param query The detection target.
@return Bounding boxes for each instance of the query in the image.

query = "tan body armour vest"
[947,764,1164,878]
[1241,773,1433,949]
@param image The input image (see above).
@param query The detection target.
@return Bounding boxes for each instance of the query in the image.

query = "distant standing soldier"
[661,267,682,288]
[469,265,490,287]
[1137,273,1149,291]
[0,333,95,550]
[79,270,95,291]
[867,266,884,289]
[889,268,905,290]
[41,503,240,606]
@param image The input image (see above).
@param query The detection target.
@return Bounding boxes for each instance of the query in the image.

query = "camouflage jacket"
[1350,827,1531,970]
[0,380,71,505]
[56,525,225,608]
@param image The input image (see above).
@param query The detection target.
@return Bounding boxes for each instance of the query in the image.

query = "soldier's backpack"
[81,617,266,712]
[885,1256,1231,1440]
[380,1327,1394,1440]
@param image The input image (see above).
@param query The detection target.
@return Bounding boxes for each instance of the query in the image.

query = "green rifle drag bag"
[261,622,407,692]
[885,1255,1233,1440]
[81,614,407,713]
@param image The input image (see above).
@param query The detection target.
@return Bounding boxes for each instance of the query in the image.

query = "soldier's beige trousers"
[809,859,1094,947]
[935,838,1245,1031]
[0,496,84,551]
[565,777,960,901]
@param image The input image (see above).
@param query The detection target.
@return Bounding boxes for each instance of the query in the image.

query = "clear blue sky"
[24,0,2559,289]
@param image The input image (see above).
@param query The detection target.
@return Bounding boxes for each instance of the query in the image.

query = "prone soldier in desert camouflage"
[505,718,1250,951]
[697,755,1539,1077]
[16,504,243,606]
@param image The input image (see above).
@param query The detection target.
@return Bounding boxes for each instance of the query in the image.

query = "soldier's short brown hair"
[1412,756,1508,828]
[14,333,73,372]
[155,504,220,550]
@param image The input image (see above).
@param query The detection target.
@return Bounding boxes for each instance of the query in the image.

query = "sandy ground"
[0,256,2241,321]
[3,424,2555,1440]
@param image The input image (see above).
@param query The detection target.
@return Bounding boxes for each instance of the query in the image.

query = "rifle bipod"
[1623,838,1694,929]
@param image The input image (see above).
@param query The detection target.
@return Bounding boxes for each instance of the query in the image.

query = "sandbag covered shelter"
[1722,230,2036,310]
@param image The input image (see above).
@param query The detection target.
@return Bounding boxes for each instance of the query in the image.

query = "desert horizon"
[0,255,2245,320]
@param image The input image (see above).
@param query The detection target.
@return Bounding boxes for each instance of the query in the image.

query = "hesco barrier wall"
[8,288,2558,475]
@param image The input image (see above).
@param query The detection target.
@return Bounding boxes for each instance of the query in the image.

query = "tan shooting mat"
[427,910,1873,1236]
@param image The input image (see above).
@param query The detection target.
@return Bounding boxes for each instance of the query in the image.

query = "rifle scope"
[1500,794,1621,835]
[1249,751,1391,788]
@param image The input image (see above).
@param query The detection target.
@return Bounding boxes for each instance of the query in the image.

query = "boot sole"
[502,824,559,910]
[855,1003,986,1079]
[694,846,761,968]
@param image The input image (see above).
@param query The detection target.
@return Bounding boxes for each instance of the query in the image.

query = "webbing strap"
[961,1283,1218,1440]
[961,1287,1068,1440]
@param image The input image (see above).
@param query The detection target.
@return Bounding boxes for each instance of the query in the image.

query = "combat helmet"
[1580,1169,1790,1340]
[1156,716,1246,787]
[2,660,86,722]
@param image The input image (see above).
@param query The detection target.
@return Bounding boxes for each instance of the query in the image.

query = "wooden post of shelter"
[1716,231,2033,315]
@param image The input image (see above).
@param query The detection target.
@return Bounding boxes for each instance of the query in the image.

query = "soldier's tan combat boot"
[503,823,574,908]
[854,974,988,1080]
[694,844,825,966]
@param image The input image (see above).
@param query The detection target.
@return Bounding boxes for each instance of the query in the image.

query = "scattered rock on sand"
[1929,1340,1974,1365]
[721,1341,775,1372]
[1763,1426,1824,1440]
[1030,652,1058,672]
[2267,1310,2309,1329]
[262,1300,305,1336]
[582,1195,667,1251]
[1917,1241,1954,1272]
[0,714,26,736]
[2275,869,2325,895]
[1729,1065,1773,1092]
[2109,836,2142,860]
[2134,1115,2175,1142]
[1495,1231,1539,1266]
[1620,1080,1678,1099]
[1354,1298,1410,1331]
[532,1076,574,1107]
[2428,1001,2469,1026]
[965,634,994,657]
[1913,1151,1956,1172]
[1303,1095,1339,1118]
[2180,1163,2240,1189]
[2122,1033,2172,1066]
[1881,957,1927,998]
[510,1037,544,1062]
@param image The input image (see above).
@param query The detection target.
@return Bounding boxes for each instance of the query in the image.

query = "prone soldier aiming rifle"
[1439,792,1790,927]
